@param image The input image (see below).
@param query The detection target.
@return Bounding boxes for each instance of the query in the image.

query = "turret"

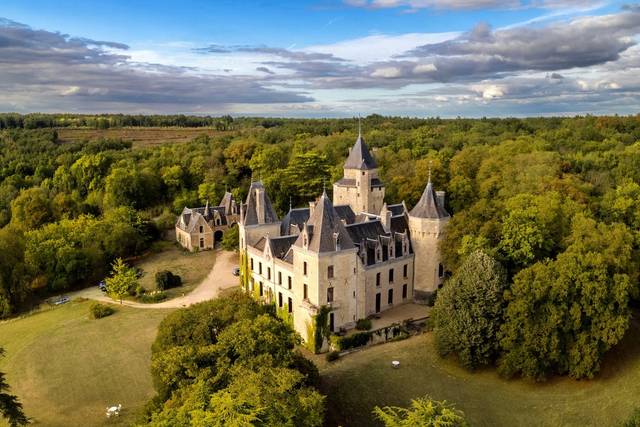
[407,176,450,297]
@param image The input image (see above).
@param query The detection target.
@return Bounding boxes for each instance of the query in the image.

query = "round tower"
[408,177,450,298]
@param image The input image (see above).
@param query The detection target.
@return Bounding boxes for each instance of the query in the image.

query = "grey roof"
[388,203,405,216]
[335,178,356,187]
[243,181,279,226]
[344,135,377,170]
[409,181,450,219]
[176,208,212,233]
[371,177,384,188]
[219,192,234,214]
[334,205,356,225]
[390,215,409,233]
[269,235,299,259]
[281,208,310,235]
[345,220,387,243]
[294,191,355,253]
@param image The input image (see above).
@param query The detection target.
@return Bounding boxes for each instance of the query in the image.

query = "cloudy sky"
[1,0,639,117]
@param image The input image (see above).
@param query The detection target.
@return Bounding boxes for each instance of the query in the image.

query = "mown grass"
[320,320,640,427]
[134,242,214,299]
[0,300,170,426]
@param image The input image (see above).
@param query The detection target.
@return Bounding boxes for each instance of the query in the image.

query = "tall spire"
[358,115,362,137]
[344,128,377,170]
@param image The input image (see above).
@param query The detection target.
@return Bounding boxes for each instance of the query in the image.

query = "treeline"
[1,112,640,364]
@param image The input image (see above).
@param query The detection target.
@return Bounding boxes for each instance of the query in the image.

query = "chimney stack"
[436,191,446,209]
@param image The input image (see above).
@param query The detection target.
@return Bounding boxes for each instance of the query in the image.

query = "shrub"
[140,291,167,303]
[356,318,372,331]
[622,408,640,427]
[89,302,114,319]
[155,270,182,291]
[326,351,340,362]
[331,331,372,351]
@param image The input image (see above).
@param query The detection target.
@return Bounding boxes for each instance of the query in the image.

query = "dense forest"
[1,113,640,380]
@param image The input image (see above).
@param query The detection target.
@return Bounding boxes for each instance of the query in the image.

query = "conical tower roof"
[344,134,377,170]
[410,180,449,219]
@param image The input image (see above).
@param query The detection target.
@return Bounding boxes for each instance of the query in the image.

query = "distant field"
[135,242,215,299]
[56,127,229,147]
[0,300,170,427]
[320,319,640,427]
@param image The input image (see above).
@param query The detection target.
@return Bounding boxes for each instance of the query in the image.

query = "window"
[267,267,271,280]
[376,272,381,287]
[288,276,292,289]
[303,261,308,276]
[259,282,263,297]
[288,297,292,313]
[199,238,204,248]
[403,264,408,278]
[278,272,282,285]
[402,284,407,299]
[388,288,394,305]
[327,287,334,303]
[250,258,254,271]
[199,225,203,233]
[303,284,308,300]
[439,263,444,278]
[278,292,283,308]
[329,312,335,332]
[389,268,394,283]
[259,262,262,275]
[328,265,334,279]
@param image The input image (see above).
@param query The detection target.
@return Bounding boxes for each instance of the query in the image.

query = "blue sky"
[1,0,639,116]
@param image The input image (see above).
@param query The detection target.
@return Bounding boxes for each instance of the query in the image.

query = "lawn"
[134,242,215,299]
[0,300,171,427]
[320,319,640,427]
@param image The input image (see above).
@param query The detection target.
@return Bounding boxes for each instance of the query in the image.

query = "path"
[71,250,239,309]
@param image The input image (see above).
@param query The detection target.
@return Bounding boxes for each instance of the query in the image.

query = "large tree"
[499,215,638,379]
[0,348,28,426]
[432,250,508,369]
[373,396,467,427]
[105,258,137,304]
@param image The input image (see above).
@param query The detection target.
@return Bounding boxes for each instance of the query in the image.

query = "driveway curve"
[72,250,239,309]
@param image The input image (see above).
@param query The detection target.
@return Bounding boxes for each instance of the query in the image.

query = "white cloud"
[371,66,402,78]
[413,63,437,74]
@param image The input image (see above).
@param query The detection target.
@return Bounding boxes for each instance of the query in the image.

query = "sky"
[1,0,639,117]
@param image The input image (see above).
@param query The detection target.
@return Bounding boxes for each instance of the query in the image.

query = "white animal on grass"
[105,404,122,417]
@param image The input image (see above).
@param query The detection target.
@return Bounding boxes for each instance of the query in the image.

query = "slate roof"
[388,203,405,216]
[409,181,450,219]
[294,191,355,253]
[390,215,409,233]
[334,204,356,225]
[176,208,211,233]
[371,177,384,188]
[219,191,234,214]
[335,178,356,187]
[269,235,299,259]
[344,135,377,170]
[243,181,279,226]
[345,220,387,243]
[281,207,310,235]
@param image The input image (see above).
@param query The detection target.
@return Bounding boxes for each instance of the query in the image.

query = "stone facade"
[239,132,449,351]
[175,192,239,251]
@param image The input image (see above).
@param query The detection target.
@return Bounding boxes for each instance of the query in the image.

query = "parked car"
[98,281,107,292]
[232,267,240,276]
[54,296,70,305]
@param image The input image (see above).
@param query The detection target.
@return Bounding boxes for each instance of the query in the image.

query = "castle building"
[175,192,239,251]
[239,132,449,350]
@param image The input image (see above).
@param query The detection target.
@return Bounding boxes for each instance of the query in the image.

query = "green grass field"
[320,320,640,427]
[0,300,170,427]
[134,242,214,299]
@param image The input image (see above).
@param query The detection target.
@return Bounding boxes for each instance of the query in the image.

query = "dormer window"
[334,232,341,251]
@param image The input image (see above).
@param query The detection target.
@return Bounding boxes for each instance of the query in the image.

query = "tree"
[9,187,52,230]
[221,225,239,251]
[105,258,137,304]
[373,396,467,427]
[0,348,28,426]
[432,251,508,369]
[499,215,638,379]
